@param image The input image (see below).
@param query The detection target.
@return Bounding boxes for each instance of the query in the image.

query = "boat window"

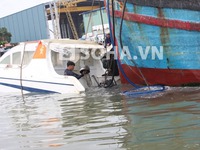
[13,52,21,64]
[22,51,35,65]
[0,55,10,64]
[51,51,67,67]
[51,50,67,75]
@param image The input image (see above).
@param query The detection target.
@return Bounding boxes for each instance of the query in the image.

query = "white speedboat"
[0,39,119,95]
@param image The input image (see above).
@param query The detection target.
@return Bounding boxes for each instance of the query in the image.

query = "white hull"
[0,39,119,95]
[1,56,84,94]
[0,76,84,94]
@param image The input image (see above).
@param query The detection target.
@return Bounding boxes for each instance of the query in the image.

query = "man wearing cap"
[64,61,84,79]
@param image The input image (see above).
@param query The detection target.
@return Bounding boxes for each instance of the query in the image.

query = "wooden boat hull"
[106,0,200,86]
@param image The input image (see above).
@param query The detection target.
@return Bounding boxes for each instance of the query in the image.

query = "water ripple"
[0,87,200,149]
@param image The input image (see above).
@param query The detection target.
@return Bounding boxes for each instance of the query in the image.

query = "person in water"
[64,61,84,79]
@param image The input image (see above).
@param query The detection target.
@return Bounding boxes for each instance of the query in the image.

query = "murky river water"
[0,86,200,150]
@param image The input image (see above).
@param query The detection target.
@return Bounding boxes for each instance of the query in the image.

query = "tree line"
[0,27,12,46]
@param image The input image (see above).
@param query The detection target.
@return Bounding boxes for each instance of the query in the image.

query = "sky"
[0,0,51,18]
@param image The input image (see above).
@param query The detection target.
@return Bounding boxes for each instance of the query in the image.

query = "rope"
[99,1,105,42]
[102,0,117,88]
[20,43,26,102]
[119,0,150,87]
[85,0,96,39]
[106,0,165,96]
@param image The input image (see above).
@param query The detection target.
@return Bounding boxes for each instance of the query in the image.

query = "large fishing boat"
[105,0,200,86]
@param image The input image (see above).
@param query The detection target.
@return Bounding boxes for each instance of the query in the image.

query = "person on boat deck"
[64,61,84,79]
[104,33,111,48]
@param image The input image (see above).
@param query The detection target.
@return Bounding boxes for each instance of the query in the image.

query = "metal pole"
[54,0,61,39]
[44,6,50,39]
[49,2,57,38]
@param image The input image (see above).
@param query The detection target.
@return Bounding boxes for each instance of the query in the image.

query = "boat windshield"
[51,50,67,75]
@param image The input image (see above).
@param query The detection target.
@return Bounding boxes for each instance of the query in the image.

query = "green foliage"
[0,27,12,44]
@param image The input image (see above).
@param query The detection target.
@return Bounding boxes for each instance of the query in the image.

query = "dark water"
[0,86,200,150]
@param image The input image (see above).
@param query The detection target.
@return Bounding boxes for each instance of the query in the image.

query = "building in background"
[82,7,108,34]
[0,0,103,43]
[0,4,48,43]
[81,7,109,44]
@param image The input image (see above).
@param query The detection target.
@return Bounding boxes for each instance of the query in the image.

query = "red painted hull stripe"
[119,64,200,86]
[114,10,200,31]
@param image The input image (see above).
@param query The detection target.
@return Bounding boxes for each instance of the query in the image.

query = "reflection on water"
[121,87,200,150]
[0,86,200,150]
